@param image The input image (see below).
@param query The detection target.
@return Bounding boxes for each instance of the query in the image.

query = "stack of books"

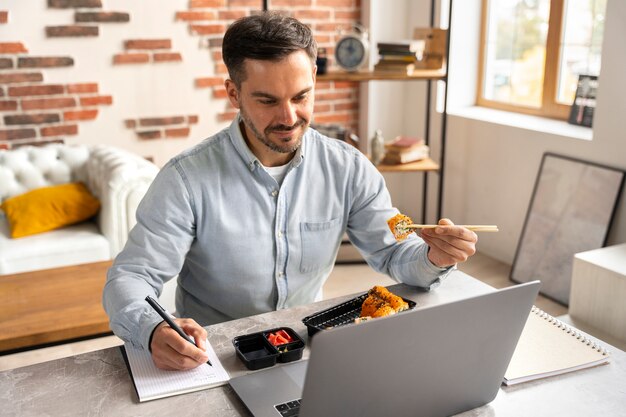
[382,136,429,164]
[374,40,425,75]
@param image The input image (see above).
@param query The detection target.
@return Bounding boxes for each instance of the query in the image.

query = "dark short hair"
[222,11,317,86]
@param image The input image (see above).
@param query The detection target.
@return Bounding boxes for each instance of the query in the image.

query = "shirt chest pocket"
[299,217,343,273]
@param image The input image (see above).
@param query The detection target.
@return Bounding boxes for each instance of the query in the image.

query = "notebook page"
[124,339,229,402]
[504,307,610,385]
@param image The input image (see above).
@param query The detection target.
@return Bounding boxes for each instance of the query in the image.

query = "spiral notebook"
[121,339,230,402]
[503,306,611,385]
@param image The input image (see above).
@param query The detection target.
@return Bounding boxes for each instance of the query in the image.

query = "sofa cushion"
[0,216,110,275]
[1,182,101,238]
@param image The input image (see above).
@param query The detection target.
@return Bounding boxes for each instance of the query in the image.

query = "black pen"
[145,295,212,366]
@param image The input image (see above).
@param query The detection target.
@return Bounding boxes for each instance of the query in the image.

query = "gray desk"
[2,271,625,416]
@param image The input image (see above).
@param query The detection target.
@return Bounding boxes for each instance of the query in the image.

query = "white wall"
[1,0,229,166]
[442,0,626,264]
[364,0,433,222]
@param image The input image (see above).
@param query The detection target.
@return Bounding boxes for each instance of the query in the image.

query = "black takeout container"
[232,327,305,370]
[301,293,417,336]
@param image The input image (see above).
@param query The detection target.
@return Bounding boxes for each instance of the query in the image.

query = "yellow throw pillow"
[0,182,101,238]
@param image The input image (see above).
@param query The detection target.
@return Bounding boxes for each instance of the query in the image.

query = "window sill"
[446,106,593,141]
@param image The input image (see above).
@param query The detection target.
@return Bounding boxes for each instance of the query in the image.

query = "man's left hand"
[420,218,477,268]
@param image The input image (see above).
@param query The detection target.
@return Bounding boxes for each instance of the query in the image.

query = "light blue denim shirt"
[103,115,451,349]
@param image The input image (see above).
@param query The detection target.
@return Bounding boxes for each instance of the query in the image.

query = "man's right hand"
[149,318,209,370]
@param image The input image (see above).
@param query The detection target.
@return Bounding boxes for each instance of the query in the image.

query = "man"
[103,12,477,371]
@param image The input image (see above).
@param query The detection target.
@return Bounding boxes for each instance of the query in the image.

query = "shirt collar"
[228,112,306,171]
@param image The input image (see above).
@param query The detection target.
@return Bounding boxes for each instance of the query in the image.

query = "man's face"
[225,50,316,166]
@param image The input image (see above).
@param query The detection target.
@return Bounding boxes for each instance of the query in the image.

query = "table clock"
[334,24,369,72]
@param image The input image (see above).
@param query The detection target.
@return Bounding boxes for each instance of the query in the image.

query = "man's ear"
[225,79,240,109]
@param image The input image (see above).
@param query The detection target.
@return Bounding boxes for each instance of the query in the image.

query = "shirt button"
[277,231,283,238]
[271,190,278,197]
[278,272,284,277]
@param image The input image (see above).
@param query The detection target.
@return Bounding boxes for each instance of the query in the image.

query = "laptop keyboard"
[275,399,302,417]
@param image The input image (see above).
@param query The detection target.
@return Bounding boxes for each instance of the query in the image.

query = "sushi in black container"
[232,327,305,370]
[301,293,417,336]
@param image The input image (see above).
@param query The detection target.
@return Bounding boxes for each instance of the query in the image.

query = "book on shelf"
[121,339,230,402]
[503,306,611,386]
[377,40,426,54]
[373,61,415,75]
[383,145,429,164]
[382,136,429,164]
[385,135,425,152]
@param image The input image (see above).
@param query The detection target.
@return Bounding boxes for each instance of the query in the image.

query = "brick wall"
[0,1,363,154]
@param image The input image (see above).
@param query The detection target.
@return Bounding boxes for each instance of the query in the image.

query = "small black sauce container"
[233,327,305,370]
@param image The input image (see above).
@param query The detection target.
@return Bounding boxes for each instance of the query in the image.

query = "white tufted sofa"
[0,144,159,275]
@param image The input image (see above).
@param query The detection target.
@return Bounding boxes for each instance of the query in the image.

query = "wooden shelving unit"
[317,69,446,82]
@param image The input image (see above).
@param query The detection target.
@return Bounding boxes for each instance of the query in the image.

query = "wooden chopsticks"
[406,224,499,232]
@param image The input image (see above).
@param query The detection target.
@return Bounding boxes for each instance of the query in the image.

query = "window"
[478,0,607,120]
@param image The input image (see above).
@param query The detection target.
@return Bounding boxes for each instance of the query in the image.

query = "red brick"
[0,58,12,69]
[139,116,185,127]
[21,97,76,110]
[217,111,238,122]
[64,109,98,121]
[66,83,98,94]
[316,22,353,32]
[217,10,248,20]
[294,10,331,20]
[176,11,216,21]
[113,53,150,65]
[165,127,190,138]
[0,144,8,150]
[0,100,18,111]
[0,72,44,84]
[315,81,332,90]
[269,0,312,5]
[74,11,129,22]
[190,0,225,7]
[213,89,228,99]
[190,24,225,35]
[79,95,112,106]
[188,115,199,124]
[153,52,183,63]
[46,25,99,37]
[314,34,331,44]
[316,0,354,6]
[312,113,353,124]
[4,113,60,125]
[137,130,162,140]
[0,11,8,24]
[124,119,136,129]
[195,77,224,88]
[48,0,102,8]
[11,139,65,148]
[315,91,352,101]
[40,124,78,137]
[228,0,259,6]
[314,103,331,113]
[214,62,228,74]
[18,57,73,68]
[211,50,222,61]
[335,10,360,20]
[0,128,37,141]
[334,101,358,111]
[333,81,359,89]
[208,38,223,48]
[125,39,171,50]
[0,42,28,53]
[8,84,65,97]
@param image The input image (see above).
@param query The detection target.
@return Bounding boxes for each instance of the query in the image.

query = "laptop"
[229,281,540,417]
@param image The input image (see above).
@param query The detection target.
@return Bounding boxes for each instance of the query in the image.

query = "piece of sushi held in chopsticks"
[387,213,499,242]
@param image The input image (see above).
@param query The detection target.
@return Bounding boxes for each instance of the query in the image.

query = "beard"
[239,105,309,154]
